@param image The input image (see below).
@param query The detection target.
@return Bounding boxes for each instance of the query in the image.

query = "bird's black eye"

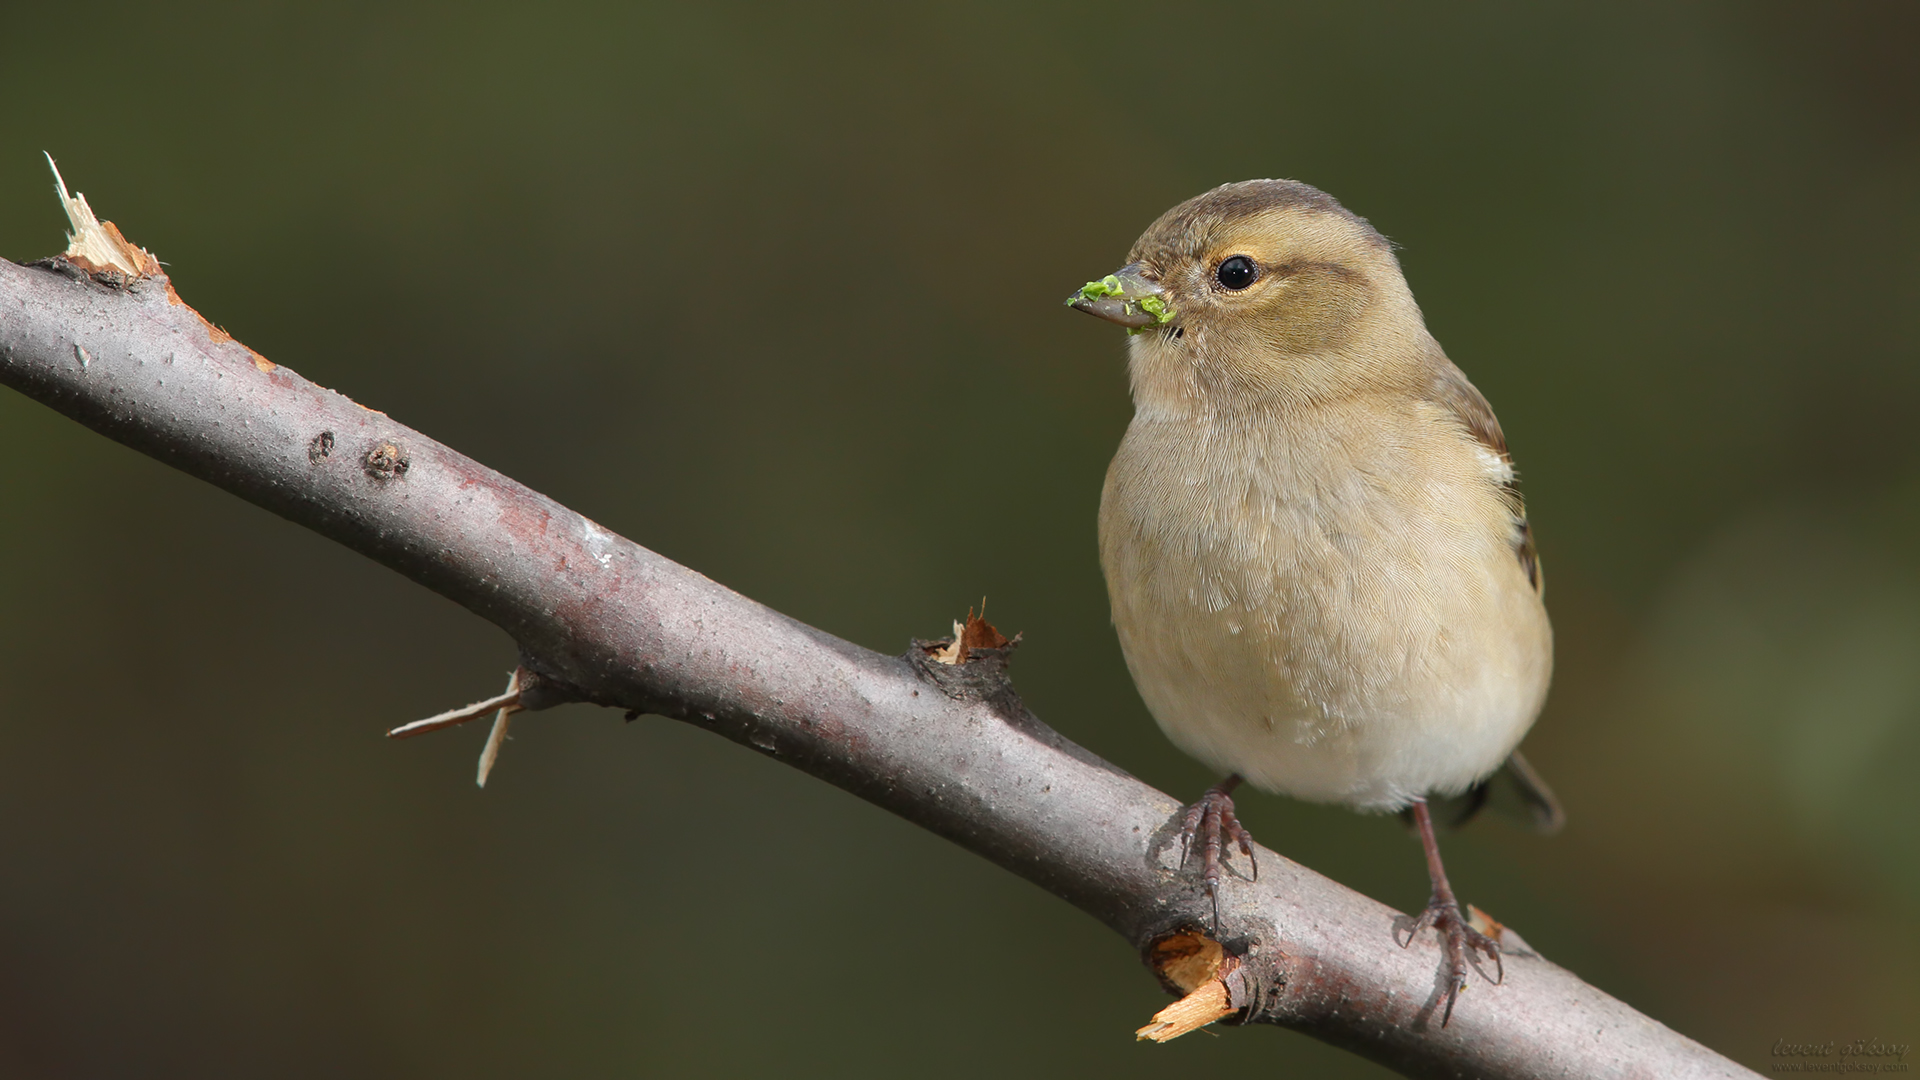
[1215,255,1258,291]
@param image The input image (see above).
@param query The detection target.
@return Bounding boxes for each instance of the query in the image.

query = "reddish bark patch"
[497,501,553,545]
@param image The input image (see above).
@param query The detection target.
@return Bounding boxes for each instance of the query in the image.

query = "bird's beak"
[1066,263,1174,329]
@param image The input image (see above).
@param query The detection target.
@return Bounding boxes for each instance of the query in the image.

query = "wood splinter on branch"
[43,152,159,280]
[35,154,276,374]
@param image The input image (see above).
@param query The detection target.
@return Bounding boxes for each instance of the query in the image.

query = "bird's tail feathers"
[1418,749,1565,835]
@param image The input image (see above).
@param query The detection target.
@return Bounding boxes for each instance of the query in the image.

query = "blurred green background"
[1,3,1915,1076]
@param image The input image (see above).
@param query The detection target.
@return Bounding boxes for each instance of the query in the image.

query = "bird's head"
[1069,179,1431,413]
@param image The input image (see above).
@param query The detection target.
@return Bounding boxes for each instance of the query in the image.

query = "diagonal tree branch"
[0,248,1754,1079]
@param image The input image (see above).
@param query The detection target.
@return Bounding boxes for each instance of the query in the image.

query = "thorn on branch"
[389,661,526,745]
[385,666,605,787]
[474,670,520,788]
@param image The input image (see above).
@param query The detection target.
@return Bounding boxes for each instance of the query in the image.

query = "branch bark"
[0,253,1755,1079]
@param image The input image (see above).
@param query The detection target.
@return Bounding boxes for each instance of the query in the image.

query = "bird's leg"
[1175,774,1257,929]
[1399,798,1502,1026]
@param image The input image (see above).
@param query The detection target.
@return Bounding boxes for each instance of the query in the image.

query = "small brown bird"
[1070,179,1560,1024]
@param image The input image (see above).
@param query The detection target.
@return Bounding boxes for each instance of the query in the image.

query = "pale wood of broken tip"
[1136,980,1234,1042]
[44,153,156,278]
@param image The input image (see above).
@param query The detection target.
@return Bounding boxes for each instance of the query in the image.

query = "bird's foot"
[1175,775,1257,929]
[1397,893,1502,1027]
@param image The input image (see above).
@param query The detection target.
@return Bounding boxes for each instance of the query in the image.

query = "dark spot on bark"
[362,442,409,481]
[308,431,334,464]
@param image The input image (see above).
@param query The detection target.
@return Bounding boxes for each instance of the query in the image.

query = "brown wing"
[1427,360,1542,594]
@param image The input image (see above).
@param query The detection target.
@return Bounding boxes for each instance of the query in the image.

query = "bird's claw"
[1398,894,1503,1026]
[1175,777,1257,930]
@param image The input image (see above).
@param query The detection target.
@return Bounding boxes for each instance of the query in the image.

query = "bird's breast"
[1098,399,1551,810]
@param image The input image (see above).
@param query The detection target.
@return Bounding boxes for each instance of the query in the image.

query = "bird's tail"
[1422,749,1565,835]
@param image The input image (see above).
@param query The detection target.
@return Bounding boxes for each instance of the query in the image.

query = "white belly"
[1099,404,1552,812]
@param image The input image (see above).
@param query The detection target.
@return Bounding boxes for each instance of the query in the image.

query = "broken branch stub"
[922,606,1013,666]
[44,154,158,280]
[1135,930,1243,1042]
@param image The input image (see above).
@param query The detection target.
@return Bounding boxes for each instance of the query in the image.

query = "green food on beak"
[1135,295,1173,325]
[1066,263,1176,332]
[1073,275,1128,302]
